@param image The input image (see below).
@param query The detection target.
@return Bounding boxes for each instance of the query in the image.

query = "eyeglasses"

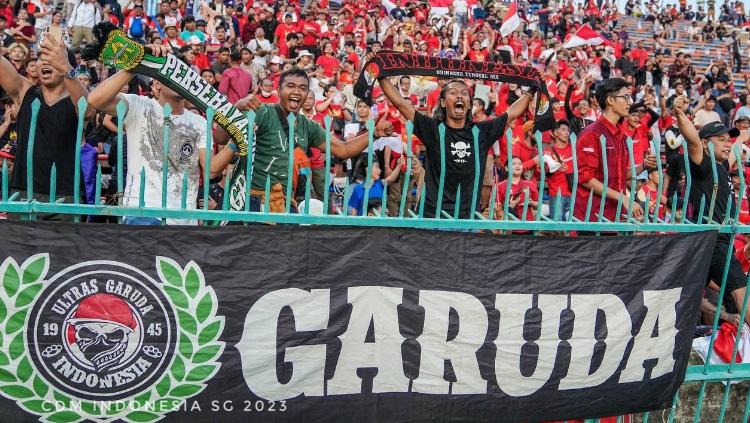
[612,95,633,103]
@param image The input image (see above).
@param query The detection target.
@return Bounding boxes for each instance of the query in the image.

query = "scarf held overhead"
[82,22,252,159]
[354,52,555,132]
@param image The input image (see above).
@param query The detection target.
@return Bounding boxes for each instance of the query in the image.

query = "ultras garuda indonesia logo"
[0,254,224,423]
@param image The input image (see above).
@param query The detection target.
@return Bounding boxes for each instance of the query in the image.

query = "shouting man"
[235,68,393,212]
[378,74,534,219]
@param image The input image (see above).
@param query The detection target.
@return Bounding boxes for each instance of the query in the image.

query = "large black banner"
[0,221,714,423]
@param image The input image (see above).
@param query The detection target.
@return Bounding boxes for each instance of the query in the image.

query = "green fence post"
[436,123,446,219]
[626,137,636,223]
[49,163,56,205]
[161,103,173,222]
[26,99,41,202]
[323,115,332,215]
[116,100,126,224]
[244,110,256,213]
[285,113,296,214]
[400,121,414,218]
[203,108,214,211]
[569,132,578,222]
[470,126,480,220]
[680,139,691,223]
[504,128,513,220]
[535,130,545,222]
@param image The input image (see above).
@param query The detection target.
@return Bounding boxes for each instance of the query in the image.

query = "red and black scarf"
[354,52,555,132]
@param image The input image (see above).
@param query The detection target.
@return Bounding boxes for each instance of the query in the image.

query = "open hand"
[39,34,71,75]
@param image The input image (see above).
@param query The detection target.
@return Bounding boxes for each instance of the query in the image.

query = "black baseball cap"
[698,121,740,139]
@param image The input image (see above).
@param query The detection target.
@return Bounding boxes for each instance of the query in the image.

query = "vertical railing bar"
[73,97,87,207]
[681,139,691,223]
[181,172,188,210]
[470,126,480,220]
[264,174,271,214]
[322,116,332,215]
[693,380,708,423]
[707,143,718,224]
[362,119,375,218]
[569,133,579,222]
[222,170,230,211]
[381,180,388,218]
[717,381,732,423]
[436,123,446,219]
[285,113,296,214]
[453,184,461,220]
[504,128,513,220]
[535,130,545,222]
[598,135,609,226]
[161,103,172,222]
[116,100,126,223]
[652,139,664,219]
[626,137,636,223]
[418,184,426,219]
[203,108,214,211]
[399,121,414,218]
[94,164,101,206]
[138,166,146,209]
[49,163,56,205]
[342,178,351,216]
[245,111,256,213]
[304,168,312,214]
[26,99,41,202]
[2,161,8,201]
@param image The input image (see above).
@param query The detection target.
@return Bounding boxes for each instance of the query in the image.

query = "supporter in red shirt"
[316,42,340,79]
[189,36,210,70]
[512,121,540,184]
[273,13,296,45]
[426,77,449,116]
[636,168,667,221]
[630,40,649,68]
[544,121,574,220]
[218,52,253,104]
[574,78,657,224]
[298,10,321,51]
[497,157,539,225]
[619,99,659,167]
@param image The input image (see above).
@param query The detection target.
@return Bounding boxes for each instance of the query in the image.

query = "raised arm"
[506,91,534,122]
[324,114,393,158]
[87,69,134,116]
[672,95,704,166]
[40,35,95,120]
[0,54,32,105]
[378,76,416,122]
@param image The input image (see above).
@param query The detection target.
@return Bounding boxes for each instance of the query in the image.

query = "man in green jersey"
[236,67,393,212]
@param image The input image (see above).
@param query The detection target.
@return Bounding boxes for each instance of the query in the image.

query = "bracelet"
[227,142,238,153]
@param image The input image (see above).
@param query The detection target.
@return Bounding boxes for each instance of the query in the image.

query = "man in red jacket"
[574,78,657,224]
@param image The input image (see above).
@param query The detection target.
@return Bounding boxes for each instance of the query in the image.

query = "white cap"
[270,56,284,64]
[188,35,202,45]
[164,16,178,28]
[298,50,314,58]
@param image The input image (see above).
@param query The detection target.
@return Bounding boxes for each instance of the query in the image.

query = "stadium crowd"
[0,0,749,331]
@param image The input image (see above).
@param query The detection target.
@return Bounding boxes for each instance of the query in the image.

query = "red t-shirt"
[496,179,539,222]
[316,55,340,78]
[218,67,253,104]
[468,48,489,62]
[258,92,279,104]
[273,22,296,43]
[298,19,320,46]
[545,143,574,197]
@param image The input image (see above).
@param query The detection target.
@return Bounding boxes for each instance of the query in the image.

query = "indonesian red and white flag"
[500,1,521,37]
[563,24,605,49]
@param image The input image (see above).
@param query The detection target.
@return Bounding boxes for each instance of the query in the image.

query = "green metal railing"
[3,98,750,421]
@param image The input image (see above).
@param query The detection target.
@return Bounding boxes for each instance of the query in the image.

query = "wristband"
[227,142,238,153]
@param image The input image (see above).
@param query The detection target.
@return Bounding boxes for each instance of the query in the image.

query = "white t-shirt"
[247,38,272,67]
[122,94,207,225]
[693,109,722,128]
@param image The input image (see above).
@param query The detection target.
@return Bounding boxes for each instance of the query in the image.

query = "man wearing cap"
[296,50,314,70]
[710,76,735,126]
[218,51,252,104]
[273,13,296,47]
[673,95,750,327]
[163,16,184,48]
[299,11,321,57]
[124,2,149,42]
[187,35,210,70]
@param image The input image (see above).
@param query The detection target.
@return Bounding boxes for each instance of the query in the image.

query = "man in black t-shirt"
[673,95,750,326]
[378,76,534,219]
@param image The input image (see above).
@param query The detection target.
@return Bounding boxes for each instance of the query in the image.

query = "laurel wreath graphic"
[0,254,225,423]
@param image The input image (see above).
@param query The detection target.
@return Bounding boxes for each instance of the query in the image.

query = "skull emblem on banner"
[64,294,140,371]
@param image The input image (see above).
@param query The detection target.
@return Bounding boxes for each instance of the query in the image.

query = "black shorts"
[707,240,747,304]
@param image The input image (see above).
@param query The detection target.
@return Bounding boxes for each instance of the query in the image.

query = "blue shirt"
[348,180,385,216]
